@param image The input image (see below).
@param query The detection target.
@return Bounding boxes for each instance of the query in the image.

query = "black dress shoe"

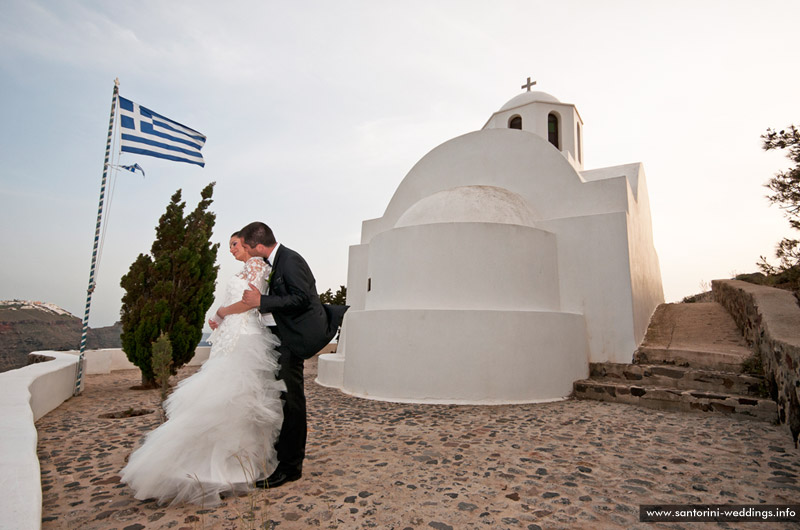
[255,470,301,489]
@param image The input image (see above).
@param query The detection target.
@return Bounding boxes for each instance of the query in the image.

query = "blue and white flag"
[118,96,206,167]
[118,163,146,177]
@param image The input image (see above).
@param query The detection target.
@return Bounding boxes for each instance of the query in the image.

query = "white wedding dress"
[120,257,285,506]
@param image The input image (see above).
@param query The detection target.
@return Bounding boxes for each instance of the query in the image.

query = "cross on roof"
[521,77,537,91]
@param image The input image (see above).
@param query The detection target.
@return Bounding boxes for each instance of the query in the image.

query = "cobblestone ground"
[37,358,800,530]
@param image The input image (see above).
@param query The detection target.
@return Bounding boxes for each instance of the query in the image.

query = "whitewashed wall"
[0,347,210,530]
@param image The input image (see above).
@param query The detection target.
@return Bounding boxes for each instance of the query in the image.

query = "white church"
[317,81,664,404]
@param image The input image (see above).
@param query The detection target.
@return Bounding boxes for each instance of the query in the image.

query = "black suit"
[258,244,346,475]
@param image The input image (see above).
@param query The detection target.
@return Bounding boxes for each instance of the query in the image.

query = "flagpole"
[75,78,120,396]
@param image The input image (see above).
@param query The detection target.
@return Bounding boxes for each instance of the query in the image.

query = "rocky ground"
[37,357,800,530]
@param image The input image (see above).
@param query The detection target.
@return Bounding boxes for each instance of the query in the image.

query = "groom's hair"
[241,222,276,247]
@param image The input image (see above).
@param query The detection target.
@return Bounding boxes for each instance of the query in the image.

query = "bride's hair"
[241,222,276,247]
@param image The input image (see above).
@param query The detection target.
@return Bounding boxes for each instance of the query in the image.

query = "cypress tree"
[120,183,220,386]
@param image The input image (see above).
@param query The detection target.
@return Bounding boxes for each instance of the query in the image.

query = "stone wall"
[712,279,800,446]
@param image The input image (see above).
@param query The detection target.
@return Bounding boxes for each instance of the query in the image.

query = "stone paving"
[37,357,800,530]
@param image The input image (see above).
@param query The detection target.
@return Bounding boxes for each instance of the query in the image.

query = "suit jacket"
[258,245,347,359]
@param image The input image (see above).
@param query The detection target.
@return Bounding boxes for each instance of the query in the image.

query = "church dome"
[395,185,539,228]
[499,91,560,111]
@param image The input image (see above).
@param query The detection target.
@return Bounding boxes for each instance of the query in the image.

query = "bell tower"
[482,79,584,170]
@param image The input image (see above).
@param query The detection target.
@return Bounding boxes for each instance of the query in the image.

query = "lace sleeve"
[243,258,270,294]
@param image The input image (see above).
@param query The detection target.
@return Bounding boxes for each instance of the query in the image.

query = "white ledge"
[0,351,81,530]
[0,347,211,530]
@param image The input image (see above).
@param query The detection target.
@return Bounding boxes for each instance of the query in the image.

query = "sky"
[1,0,799,329]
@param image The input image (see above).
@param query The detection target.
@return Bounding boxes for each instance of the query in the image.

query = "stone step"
[572,379,777,422]
[575,301,777,422]
[633,346,749,373]
[590,362,767,396]
[635,302,753,372]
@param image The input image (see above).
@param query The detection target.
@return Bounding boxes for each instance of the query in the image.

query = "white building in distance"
[318,84,664,404]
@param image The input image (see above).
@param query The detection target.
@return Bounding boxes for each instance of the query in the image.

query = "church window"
[548,113,560,149]
[508,115,522,129]
[576,122,582,163]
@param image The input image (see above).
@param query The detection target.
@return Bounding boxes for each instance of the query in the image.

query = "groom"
[240,221,347,488]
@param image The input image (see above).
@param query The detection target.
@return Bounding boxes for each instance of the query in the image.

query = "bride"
[120,232,285,506]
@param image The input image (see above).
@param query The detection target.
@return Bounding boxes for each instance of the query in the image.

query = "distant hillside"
[0,300,121,373]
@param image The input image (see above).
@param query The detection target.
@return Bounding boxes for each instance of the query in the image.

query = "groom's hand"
[242,283,261,308]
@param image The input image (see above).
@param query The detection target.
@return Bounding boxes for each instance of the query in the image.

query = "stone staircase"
[573,302,777,422]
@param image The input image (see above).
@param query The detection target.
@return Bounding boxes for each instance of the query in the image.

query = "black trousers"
[271,330,306,475]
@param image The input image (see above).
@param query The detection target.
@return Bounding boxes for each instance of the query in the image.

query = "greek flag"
[118,96,206,167]
[119,163,145,177]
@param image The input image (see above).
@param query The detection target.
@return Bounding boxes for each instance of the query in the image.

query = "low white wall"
[317,352,346,388]
[68,346,211,375]
[0,346,211,530]
[0,351,81,530]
